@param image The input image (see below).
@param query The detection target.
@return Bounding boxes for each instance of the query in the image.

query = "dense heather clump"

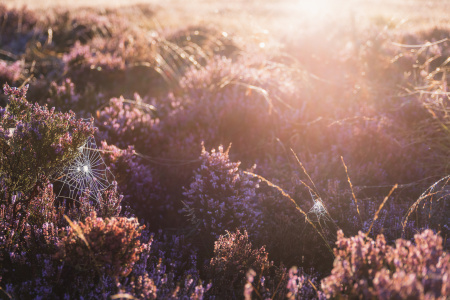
[96,95,160,150]
[183,144,261,239]
[0,5,40,54]
[58,211,145,278]
[100,141,168,226]
[118,229,210,299]
[0,84,95,196]
[284,266,323,300]
[0,60,23,85]
[45,78,80,111]
[62,40,126,88]
[46,9,114,50]
[156,56,298,164]
[321,230,450,299]
[205,230,273,298]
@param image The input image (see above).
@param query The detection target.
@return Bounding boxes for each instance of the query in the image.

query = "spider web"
[57,136,115,203]
[307,190,333,223]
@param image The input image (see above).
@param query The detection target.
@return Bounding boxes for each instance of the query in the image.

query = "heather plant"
[0,84,94,202]
[115,228,209,299]
[99,141,168,226]
[0,183,66,298]
[150,55,301,199]
[70,182,124,219]
[0,60,23,85]
[156,55,299,163]
[0,4,41,54]
[29,78,106,118]
[281,266,323,300]
[0,216,62,299]
[183,144,261,240]
[146,232,207,298]
[0,84,133,298]
[46,9,114,51]
[177,55,296,102]
[205,230,275,298]
[321,229,450,299]
[148,25,240,92]
[45,78,80,112]
[58,211,145,278]
[96,95,160,151]
[63,40,126,89]
[27,182,64,227]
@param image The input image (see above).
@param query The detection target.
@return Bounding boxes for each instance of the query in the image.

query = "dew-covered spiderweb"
[307,190,332,223]
[57,136,115,203]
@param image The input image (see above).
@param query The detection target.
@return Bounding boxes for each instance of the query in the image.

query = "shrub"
[47,9,113,51]
[0,5,40,54]
[96,95,160,150]
[183,144,261,239]
[157,55,298,163]
[120,229,209,299]
[321,229,450,299]
[100,141,167,226]
[58,211,145,278]
[0,83,95,237]
[205,230,272,298]
[0,60,23,85]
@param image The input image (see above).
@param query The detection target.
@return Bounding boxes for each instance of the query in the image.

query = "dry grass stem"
[366,184,398,236]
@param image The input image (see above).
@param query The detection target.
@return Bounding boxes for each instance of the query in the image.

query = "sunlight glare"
[296,0,333,16]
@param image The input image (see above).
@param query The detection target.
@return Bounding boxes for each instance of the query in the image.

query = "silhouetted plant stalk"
[366,183,398,236]
[291,149,338,232]
[341,156,363,226]
[402,175,450,236]
[243,171,335,258]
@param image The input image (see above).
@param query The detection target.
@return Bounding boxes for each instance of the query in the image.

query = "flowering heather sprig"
[45,78,80,111]
[96,95,160,150]
[68,182,124,220]
[100,142,165,224]
[61,38,129,92]
[321,229,450,299]
[58,211,145,278]
[121,273,158,299]
[0,60,23,84]
[27,182,65,226]
[63,40,126,72]
[285,266,322,300]
[183,144,261,238]
[0,192,63,299]
[205,230,272,298]
[119,229,209,299]
[0,84,95,195]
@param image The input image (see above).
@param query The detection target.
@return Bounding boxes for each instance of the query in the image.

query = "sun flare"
[296,0,333,15]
